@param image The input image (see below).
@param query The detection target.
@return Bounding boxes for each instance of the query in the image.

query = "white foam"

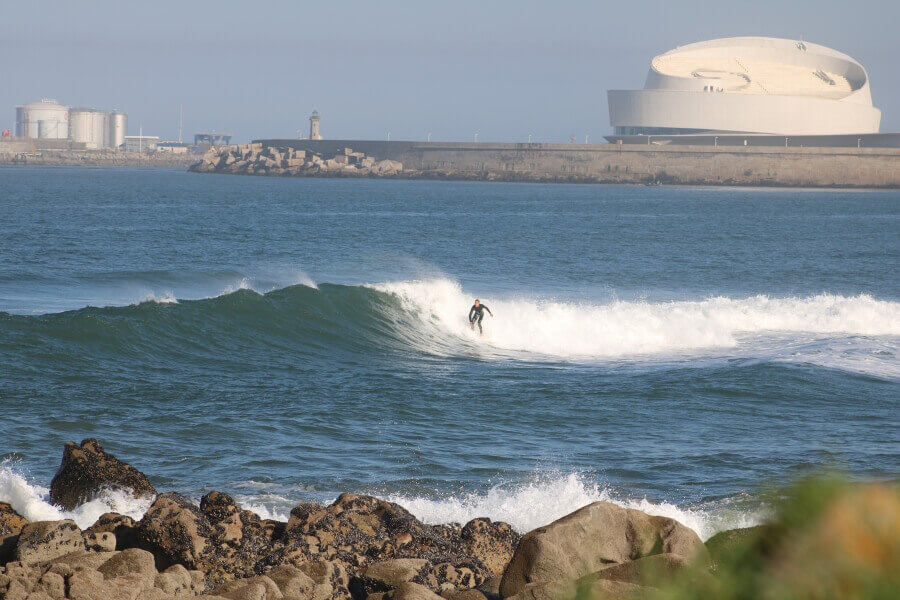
[221,277,254,295]
[372,279,900,372]
[137,290,178,305]
[1,461,768,541]
[0,463,153,529]
[234,496,292,522]
[385,473,768,541]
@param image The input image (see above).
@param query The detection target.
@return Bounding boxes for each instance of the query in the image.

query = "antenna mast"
[178,105,183,143]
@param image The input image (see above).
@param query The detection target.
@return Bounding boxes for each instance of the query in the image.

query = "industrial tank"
[69,108,109,149]
[15,99,69,139]
[107,112,127,150]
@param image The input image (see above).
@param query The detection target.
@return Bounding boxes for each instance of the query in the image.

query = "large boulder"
[291,560,349,600]
[153,563,194,596]
[1,502,28,564]
[98,548,158,587]
[67,565,158,600]
[136,492,212,571]
[16,520,86,566]
[366,558,430,587]
[460,519,519,577]
[87,513,139,550]
[50,549,116,571]
[198,490,283,583]
[84,531,117,553]
[499,501,706,598]
[136,491,281,586]
[49,439,156,510]
[349,558,430,600]
[265,565,316,599]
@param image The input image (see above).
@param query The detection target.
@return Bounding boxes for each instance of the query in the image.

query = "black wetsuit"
[468,303,492,333]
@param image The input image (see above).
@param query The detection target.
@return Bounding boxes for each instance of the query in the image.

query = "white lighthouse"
[309,110,322,140]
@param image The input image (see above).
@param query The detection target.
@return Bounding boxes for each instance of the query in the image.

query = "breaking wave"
[1,277,897,376]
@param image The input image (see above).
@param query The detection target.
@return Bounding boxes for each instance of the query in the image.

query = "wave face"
[2,278,898,376]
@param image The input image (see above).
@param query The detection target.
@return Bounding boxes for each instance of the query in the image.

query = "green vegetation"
[579,476,900,600]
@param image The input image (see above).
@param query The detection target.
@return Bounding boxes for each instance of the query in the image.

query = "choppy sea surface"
[1,166,897,540]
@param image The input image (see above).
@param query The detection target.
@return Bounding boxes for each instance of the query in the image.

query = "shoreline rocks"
[8,440,890,599]
[0,439,697,599]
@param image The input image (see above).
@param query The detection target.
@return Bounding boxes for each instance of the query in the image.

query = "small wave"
[385,473,769,541]
[0,462,153,529]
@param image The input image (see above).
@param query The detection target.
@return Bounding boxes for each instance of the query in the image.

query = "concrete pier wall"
[256,139,900,188]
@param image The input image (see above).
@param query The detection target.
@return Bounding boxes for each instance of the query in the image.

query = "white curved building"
[608,37,881,136]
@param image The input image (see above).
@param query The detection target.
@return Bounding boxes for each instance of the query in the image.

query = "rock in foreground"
[499,500,706,598]
[49,438,157,510]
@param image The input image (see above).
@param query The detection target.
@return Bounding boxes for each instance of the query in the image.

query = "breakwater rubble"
[2,439,897,600]
[190,144,403,177]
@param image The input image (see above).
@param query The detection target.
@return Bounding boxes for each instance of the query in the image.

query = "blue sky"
[2,0,897,142]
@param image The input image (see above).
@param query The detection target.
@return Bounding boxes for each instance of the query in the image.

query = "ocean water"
[1,166,897,540]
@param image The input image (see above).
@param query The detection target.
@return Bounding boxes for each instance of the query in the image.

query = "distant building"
[124,135,159,153]
[14,100,127,148]
[608,37,881,140]
[194,132,232,146]
[309,110,322,140]
[156,141,193,154]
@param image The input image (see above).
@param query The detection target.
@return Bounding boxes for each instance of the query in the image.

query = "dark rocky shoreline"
[2,439,896,600]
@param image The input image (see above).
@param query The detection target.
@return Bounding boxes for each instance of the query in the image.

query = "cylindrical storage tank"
[69,109,109,149]
[107,112,127,150]
[15,100,69,139]
[38,119,66,138]
[15,106,27,137]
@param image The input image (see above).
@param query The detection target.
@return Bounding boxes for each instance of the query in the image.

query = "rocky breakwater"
[189,144,403,178]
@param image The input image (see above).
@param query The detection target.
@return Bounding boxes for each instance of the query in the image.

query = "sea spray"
[0,462,153,529]
[383,473,770,541]
[2,461,767,542]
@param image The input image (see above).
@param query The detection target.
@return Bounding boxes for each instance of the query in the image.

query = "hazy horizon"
[2,0,898,143]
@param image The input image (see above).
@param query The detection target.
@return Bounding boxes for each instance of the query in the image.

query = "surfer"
[468,299,493,334]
